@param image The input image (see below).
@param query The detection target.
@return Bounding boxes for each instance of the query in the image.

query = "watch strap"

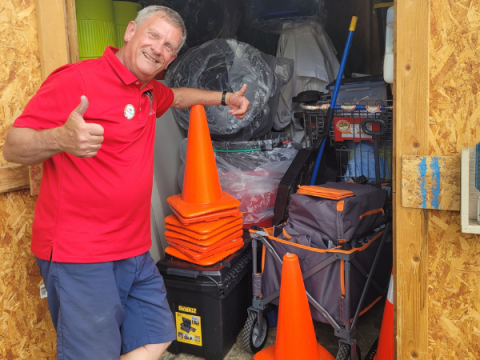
[221,91,227,106]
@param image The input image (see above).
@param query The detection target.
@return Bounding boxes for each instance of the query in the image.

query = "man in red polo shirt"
[3,5,249,360]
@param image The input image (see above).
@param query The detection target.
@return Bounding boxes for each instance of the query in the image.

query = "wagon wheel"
[336,342,361,360]
[242,312,269,354]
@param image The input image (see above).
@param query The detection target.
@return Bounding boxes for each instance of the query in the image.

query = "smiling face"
[116,13,182,84]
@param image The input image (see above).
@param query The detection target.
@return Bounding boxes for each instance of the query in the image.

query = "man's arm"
[170,84,250,119]
[3,96,104,165]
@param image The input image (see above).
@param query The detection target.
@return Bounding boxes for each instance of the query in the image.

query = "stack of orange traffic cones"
[164,105,244,265]
[374,271,394,360]
[255,253,334,360]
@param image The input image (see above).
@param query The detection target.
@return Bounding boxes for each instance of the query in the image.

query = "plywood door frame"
[394,0,430,359]
[34,0,431,357]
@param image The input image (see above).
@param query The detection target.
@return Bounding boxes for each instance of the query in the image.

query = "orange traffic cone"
[254,253,334,360]
[165,238,243,266]
[164,212,243,235]
[374,272,394,360]
[166,230,243,253]
[165,218,243,240]
[167,105,240,219]
[171,207,241,225]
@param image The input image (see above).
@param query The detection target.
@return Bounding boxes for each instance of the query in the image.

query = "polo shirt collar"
[103,46,155,90]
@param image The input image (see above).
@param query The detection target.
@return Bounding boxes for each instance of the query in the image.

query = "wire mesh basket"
[299,100,393,185]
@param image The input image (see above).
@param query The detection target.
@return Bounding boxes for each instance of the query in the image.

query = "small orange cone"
[254,253,334,360]
[374,272,394,360]
[167,105,240,218]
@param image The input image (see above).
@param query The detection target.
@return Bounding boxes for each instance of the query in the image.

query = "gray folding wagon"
[242,182,393,360]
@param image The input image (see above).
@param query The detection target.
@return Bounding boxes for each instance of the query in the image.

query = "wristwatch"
[221,91,227,106]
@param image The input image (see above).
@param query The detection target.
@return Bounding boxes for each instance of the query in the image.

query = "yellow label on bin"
[175,310,202,346]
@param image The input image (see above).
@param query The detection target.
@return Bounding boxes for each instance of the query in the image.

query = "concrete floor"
[160,298,384,360]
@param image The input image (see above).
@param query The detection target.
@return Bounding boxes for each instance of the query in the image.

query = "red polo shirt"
[14,47,174,263]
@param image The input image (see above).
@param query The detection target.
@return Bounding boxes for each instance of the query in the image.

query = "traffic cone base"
[167,237,244,260]
[164,213,243,235]
[165,229,244,250]
[165,239,243,265]
[171,207,241,225]
[167,191,240,219]
[165,226,243,245]
[165,218,243,240]
[254,343,334,360]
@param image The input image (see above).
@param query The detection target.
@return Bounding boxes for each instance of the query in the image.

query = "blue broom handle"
[309,16,358,185]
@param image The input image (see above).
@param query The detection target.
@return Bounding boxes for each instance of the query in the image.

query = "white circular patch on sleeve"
[124,104,135,119]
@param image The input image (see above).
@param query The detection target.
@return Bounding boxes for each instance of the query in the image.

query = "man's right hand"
[56,96,104,158]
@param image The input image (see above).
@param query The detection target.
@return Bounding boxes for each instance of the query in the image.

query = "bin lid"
[326,75,387,90]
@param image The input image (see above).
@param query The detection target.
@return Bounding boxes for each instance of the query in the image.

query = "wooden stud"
[401,155,460,211]
[65,0,79,63]
[34,0,70,80]
[394,0,430,359]
[0,165,30,193]
[30,0,75,196]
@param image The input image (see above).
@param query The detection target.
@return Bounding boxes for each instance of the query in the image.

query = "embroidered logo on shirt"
[124,104,135,119]
[145,90,155,116]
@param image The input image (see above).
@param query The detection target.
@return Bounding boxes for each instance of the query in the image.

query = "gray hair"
[135,5,187,53]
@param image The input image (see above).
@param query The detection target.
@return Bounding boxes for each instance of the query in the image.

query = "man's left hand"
[226,84,250,120]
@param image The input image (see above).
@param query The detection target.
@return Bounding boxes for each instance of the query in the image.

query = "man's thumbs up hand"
[226,84,250,120]
[56,96,104,158]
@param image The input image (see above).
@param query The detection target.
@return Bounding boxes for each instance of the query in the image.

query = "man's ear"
[124,21,137,42]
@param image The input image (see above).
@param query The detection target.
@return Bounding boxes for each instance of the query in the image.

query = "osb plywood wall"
[429,0,480,359]
[0,0,56,358]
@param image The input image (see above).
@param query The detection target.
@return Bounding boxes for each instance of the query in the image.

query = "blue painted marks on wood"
[402,155,460,211]
[416,157,441,209]
[419,157,428,208]
[430,157,440,209]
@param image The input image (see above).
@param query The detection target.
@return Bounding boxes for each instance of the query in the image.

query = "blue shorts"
[36,252,176,360]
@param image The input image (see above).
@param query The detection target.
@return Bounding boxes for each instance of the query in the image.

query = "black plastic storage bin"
[157,243,253,360]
